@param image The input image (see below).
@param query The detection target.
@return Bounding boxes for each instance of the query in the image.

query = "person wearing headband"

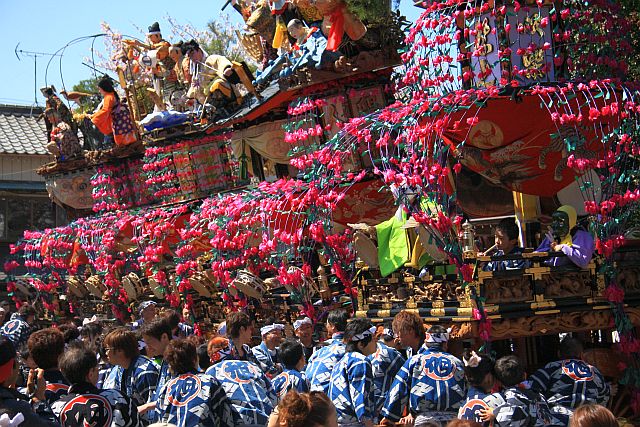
[0,336,56,426]
[132,301,157,331]
[536,205,595,268]
[529,336,609,425]
[368,325,404,417]
[252,317,285,377]
[328,318,377,427]
[294,317,319,362]
[381,325,466,427]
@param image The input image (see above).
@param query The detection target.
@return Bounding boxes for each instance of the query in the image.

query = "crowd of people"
[0,301,621,427]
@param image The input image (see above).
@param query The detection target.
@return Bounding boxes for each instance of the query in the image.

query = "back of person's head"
[197,343,211,371]
[164,338,197,375]
[462,350,494,388]
[226,311,251,339]
[496,218,520,241]
[141,317,172,341]
[0,336,16,384]
[392,310,425,341]
[28,327,64,370]
[97,76,116,93]
[278,390,336,427]
[18,304,36,319]
[569,403,617,427]
[59,347,98,385]
[559,335,584,360]
[161,309,180,330]
[103,327,139,360]
[58,324,80,344]
[327,310,349,333]
[80,321,103,339]
[446,420,482,427]
[344,318,374,353]
[425,324,449,349]
[494,355,524,387]
[279,338,304,370]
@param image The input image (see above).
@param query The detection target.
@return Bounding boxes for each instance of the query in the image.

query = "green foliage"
[70,77,102,114]
[203,17,255,71]
[345,0,393,25]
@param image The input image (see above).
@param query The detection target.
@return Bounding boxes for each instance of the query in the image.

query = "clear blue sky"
[0,0,422,107]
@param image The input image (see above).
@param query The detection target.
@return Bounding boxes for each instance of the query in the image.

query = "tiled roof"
[0,104,49,155]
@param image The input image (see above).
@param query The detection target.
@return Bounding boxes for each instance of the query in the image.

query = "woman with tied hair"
[457,351,496,423]
[154,339,238,427]
[569,403,617,427]
[268,390,338,427]
[328,318,377,427]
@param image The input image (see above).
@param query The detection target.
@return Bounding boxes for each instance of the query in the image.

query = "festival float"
[3,0,640,418]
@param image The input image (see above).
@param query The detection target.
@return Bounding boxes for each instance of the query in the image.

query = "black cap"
[148,21,161,35]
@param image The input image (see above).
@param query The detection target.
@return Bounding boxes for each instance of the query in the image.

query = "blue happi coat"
[147,360,172,423]
[382,348,466,422]
[101,355,159,409]
[305,340,346,394]
[0,313,31,348]
[368,342,405,414]
[457,386,492,424]
[206,359,277,426]
[251,342,281,377]
[328,352,376,426]
[154,371,238,427]
[272,368,309,401]
[484,386,563,427]
[530,359,610,424]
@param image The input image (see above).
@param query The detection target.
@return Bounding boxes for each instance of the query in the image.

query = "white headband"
[425,331,450,343]
[382,328,394,338]
[261,323,285,336]
[463,350,481,368]
[351,326,376,342]
[293,317,312,330]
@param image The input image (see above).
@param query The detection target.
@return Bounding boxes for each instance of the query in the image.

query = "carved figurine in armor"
[349,184,447,277]
[44,108,83,161]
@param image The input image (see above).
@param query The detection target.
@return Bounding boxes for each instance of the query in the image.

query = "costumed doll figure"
[349,183,448,278]
[44,108,83,161]
[40,85,78,138]
[200,54,260,105]
[535,205,595,268]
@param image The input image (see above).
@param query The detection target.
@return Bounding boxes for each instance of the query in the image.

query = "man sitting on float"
[535,205,595,269]
[482,218,528,271]
[349,184,448,278]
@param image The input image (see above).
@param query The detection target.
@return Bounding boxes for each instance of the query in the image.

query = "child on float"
[272,338,309,401]
[327,318,377,427]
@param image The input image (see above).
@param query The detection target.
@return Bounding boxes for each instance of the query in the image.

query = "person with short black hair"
[58,323,80,345]
[457,351,495,423]
[272,339,309,401]
[325,310,349,346]
[161,308,194,339]
[52,347,142,427]
[381,325,466,426]
[483,218,528,271]
[80,321,103,353]
[154,339,238,426]
[530,336,609,424]
[0,336,57,426]
[27,328,69,405]
[140,318,174,421]
[479,355,559,426]
[252,317,285,377]
[369,327,405,416]
[328,318,377,427]
[101,328,160,420]
[0,304,36,349]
